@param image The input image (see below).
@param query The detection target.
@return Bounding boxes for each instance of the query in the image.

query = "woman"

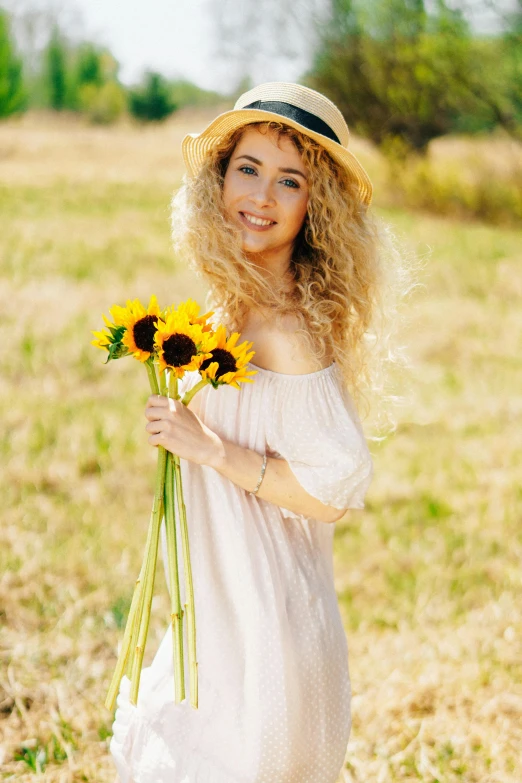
[110,82,401,783]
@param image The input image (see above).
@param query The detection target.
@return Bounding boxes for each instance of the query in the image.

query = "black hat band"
[242,100,341,145]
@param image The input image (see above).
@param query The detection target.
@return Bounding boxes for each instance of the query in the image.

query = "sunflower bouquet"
[92,296,256,711]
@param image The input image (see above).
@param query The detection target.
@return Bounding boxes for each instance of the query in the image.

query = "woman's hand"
[144,395,346,525]
[144,394,222,466]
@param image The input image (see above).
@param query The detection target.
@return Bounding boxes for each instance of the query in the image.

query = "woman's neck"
[244,250,294,291]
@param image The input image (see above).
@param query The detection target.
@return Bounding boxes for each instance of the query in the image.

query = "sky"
[78,0,236,90]
[8,0,516,94]
[9,0,321,93]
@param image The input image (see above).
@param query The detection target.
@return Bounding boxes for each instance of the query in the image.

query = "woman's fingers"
[142,398,218,464]
[144,399,179,448]
[148,431,168,446]
[144,395,178,420]
[148,394,168,405]
[147,417,171,447]
[145,406,169,421]
[144,394,170,414]
[145,418,169,434]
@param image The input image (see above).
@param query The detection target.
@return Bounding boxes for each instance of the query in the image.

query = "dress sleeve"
[264,368,374,517]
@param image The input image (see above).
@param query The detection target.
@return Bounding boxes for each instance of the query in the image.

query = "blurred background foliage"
[0,5,224,124]
[306,0,522,150]
[2,0,521,138]
[1,0,521,224]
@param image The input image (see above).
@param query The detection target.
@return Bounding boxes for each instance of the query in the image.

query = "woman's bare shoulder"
[243,312,333,375]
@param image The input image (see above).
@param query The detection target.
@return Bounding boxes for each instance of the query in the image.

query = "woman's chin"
[240,237,271,256]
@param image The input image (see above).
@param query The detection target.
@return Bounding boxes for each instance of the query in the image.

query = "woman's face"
[222,125,309,270]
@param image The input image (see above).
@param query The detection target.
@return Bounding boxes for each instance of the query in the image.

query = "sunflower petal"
[226,332,240,350]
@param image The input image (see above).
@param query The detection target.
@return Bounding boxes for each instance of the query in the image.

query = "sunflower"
[108,295,164,362]
[91,319,111,351]
[166,298,215,333]
[154,309,214,377]
[199,325,257,390]
[91,313,129,363]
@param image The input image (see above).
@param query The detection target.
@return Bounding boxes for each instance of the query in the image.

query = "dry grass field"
[0,110,521,782]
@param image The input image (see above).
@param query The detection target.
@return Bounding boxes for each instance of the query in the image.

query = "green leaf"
[109,324,126,340]
[104,342,129,362]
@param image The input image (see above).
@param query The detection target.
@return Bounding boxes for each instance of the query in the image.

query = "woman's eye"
[238,166,299,189]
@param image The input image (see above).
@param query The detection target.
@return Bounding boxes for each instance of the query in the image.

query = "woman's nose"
[248,178,276,207]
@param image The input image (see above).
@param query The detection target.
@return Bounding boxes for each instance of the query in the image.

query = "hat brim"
[181,108,373,206]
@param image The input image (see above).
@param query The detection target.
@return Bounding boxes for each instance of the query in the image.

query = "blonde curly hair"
[171,121,415,436]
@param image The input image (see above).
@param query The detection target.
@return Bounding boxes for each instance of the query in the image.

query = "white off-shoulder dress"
[109,362,373,783]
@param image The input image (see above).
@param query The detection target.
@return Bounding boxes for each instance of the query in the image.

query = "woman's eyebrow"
[235,154,308,182]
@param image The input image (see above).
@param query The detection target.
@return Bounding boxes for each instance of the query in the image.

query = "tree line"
[1,0,521,155]
[0,9,225,124]
[304,0,522,153]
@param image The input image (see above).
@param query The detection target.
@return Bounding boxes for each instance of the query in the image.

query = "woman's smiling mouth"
[239,211,277,230]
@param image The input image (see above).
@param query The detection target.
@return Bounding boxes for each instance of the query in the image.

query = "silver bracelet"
[249,452,268,495]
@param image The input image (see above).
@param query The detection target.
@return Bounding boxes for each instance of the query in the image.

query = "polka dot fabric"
[110,362,373,783]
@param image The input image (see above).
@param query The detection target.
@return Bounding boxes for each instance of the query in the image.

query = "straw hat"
[181,82,373,206]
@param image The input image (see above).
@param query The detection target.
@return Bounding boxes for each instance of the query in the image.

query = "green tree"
[79,81,126,124]
[74,46,126,123]
[76,43,103,88]
[45,26,67,110]
[305,0,520,153]
[0,10,26,118]
[494,0,522,130]
[128,71,177,122]
[169,79,225,109]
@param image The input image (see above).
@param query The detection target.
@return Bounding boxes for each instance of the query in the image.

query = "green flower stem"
[146,356,160,395]
[129,366,169,704]
[125,391,165,681]
[125,588,141,681]
[104,564,145,712]
[127,361,164,684]
[164,369,186,701]
[164,452,185,702]
[173,452,198,709]
[105,362,203,712]
[109,481,162,704]
[181,377,208,405]
[169,370,179,400]
[129,440,167,705]
[105,356,163,711]
[125,495,163,679]
[158,366,168,396]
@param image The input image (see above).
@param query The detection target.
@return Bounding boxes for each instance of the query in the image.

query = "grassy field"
[0,110,521,782]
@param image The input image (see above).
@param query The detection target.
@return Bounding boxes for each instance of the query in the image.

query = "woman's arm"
[209,437,346,524]
[144,395,346,525]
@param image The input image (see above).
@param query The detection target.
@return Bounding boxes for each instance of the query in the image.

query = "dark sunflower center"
[133,315,158,353]
[162,333,197,367]
[200,348,237,377]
